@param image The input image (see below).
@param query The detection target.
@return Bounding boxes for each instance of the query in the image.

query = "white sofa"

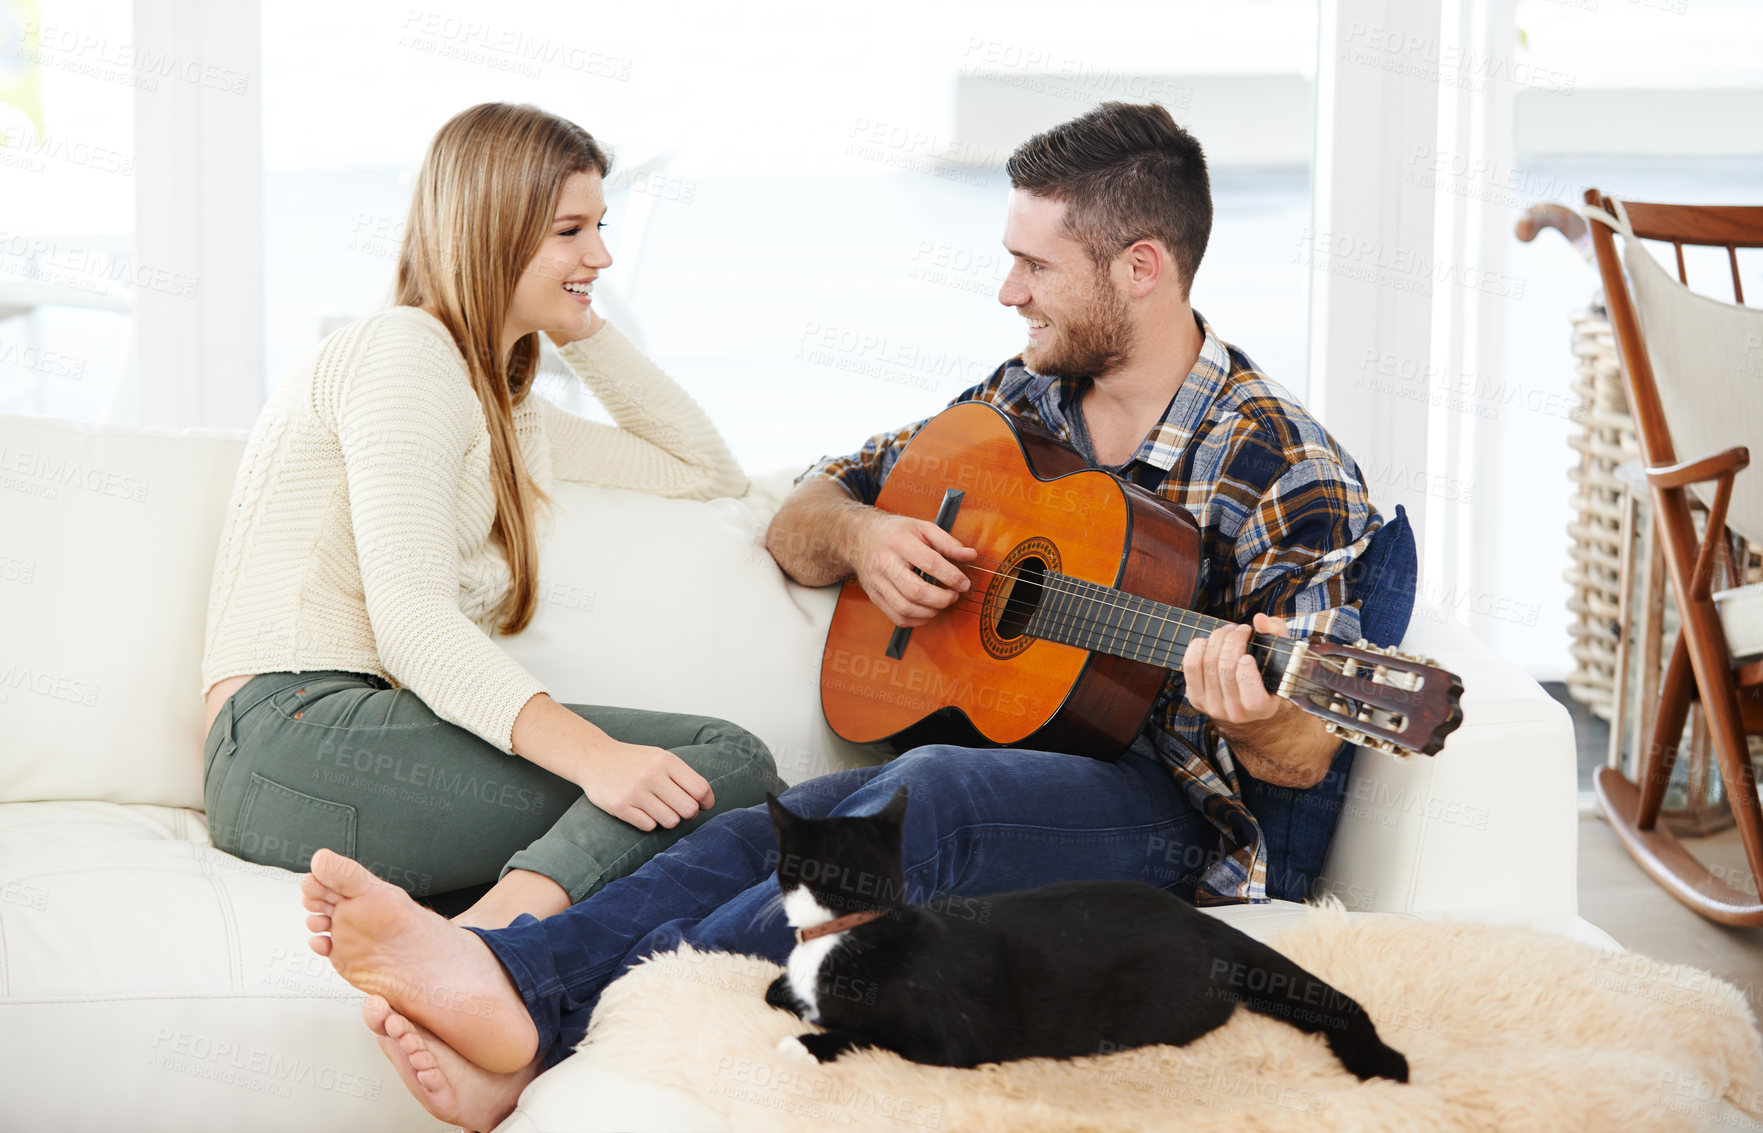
[0,409,1626,1132]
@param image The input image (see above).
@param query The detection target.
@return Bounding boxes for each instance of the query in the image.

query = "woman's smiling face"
[505,170,614,351]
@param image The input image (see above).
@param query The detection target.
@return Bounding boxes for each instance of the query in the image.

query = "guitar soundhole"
[995,557,1046,641]
[980,537,1062,660]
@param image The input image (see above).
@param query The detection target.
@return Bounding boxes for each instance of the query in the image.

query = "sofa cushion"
[0,800,447,1132]
[498,469,878,787]
[0,409,875,809]
[0,414,245,808]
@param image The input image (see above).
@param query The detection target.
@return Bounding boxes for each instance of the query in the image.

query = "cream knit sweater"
[200,305,747,754]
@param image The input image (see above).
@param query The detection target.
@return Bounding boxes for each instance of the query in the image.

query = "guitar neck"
[1021,571,1298,693]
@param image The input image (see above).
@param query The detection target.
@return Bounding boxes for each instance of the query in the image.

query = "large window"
[259,0,1320,475]
[1481,0,1763,677]
[16,0,1757,686]
[0,0,135,422]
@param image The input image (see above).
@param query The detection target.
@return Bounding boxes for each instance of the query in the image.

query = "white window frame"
[131,0,263,430]
[1309,0,1514,636]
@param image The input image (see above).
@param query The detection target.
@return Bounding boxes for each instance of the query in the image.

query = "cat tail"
[1211,935,1410,1084]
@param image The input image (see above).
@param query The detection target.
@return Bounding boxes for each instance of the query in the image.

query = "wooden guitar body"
[820,401,1201,760]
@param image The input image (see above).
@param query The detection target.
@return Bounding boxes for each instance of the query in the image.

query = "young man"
[299,101,1394,1128]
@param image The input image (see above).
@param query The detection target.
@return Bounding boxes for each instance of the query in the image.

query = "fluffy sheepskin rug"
[576,902,1763,1132]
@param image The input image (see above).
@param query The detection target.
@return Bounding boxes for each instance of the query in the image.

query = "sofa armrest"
[492,1057,723,1133]
[1316,601,1580,922]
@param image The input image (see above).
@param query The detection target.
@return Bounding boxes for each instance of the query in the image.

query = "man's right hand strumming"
[763,478,977,628]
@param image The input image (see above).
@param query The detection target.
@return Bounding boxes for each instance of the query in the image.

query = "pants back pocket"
[231,771,359,872]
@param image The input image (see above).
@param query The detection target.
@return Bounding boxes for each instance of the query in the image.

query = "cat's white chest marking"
[783,888,843,1025]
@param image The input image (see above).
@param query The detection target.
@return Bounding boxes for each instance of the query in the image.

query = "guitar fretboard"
[1021,571,1296,691]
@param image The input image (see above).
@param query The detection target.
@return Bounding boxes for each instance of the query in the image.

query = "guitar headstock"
[1284,639,1464,758]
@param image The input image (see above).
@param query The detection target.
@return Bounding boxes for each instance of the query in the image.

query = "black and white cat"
[762,786,1409,1082]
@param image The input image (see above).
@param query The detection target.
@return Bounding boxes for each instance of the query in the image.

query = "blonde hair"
[394,102,611,636]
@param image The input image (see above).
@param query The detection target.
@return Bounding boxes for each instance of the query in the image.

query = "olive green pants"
[202,670,786,906]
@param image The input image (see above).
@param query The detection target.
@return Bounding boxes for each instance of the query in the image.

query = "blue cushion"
[1350,503,1418,652]
[1236,504,1418,902]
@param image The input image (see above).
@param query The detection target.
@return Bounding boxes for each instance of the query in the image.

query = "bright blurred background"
[2,0,1760,683]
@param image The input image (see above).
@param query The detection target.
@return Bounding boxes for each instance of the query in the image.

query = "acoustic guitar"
[819,401,1464,761]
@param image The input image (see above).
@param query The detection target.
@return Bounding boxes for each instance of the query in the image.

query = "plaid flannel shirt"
[794,311,1383,904]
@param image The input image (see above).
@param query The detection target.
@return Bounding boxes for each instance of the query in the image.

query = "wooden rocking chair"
[1586,189,1763,927]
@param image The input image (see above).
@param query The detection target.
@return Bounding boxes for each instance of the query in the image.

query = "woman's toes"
[362,995,392,1035]
[308,913,331,933]
[309,848,378,898]
[308,934,333,957]
[408,1047,438,1073]
[388,1010,432,1062]
[415,1066,448,1092]
[300,874,340,909]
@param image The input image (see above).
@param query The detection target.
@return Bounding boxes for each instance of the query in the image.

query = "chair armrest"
[1645,445,1750,489]
[1646,446,1750,600]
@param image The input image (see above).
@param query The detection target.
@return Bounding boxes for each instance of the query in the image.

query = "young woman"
[199,102,784,932]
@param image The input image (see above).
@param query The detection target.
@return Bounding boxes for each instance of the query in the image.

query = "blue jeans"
[464,743,1210,1068]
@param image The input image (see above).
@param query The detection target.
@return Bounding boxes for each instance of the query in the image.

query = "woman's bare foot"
[302,847,541,1073]
[452,868,570,931]
[363,994,538,1132]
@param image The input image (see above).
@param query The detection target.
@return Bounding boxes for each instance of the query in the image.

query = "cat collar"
[795,908,888,943]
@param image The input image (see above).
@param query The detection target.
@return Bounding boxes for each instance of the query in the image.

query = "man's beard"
[1024,271,1137,380]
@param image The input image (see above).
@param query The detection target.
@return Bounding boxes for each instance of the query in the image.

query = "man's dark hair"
[1005,101,1211,296]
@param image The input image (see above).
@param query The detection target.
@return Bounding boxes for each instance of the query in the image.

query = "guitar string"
[939,550,1292,651]
[934,557,1299,665]
[881,544,1411,715]
[888,593,1378,728]
[944,552,1349,679]
[921,554,1277,647]
[938,554,1421,712]
[940,593,1355,707]
[937,558,1307,676]
[1064,566,1251,669]
[903,560,1362,709]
